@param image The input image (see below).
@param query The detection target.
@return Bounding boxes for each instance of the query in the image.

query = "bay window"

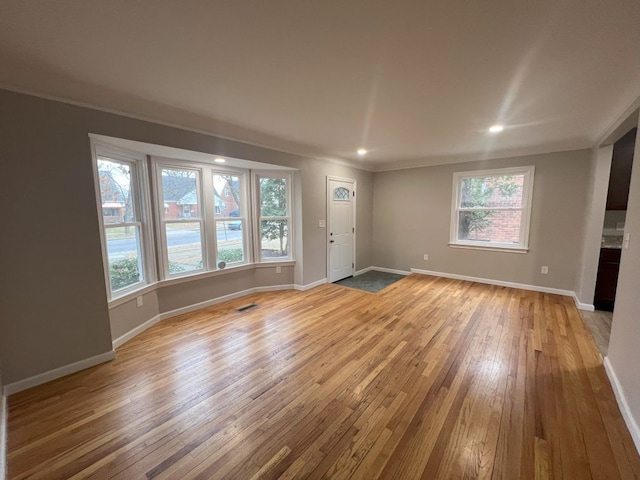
[92,137,296,301]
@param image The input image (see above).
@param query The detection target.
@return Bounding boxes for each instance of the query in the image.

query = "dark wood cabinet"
[606,128,636,210]
[594,248,622,311]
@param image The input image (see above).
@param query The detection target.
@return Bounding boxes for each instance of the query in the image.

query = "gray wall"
[0,89,373,386]
[372,150,592,290]
[575,146,613,305]
[607,119,640,446]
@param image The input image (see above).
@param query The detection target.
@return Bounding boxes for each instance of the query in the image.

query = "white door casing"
[328,177,355,283]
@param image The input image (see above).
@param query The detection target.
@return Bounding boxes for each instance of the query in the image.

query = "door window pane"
[165,222,203,273]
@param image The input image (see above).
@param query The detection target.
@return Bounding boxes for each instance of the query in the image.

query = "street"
[107,227,242,258]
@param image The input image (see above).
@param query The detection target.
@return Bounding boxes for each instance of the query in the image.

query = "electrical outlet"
[136,296,143,307]
[541,266,549,274]
[276,266,282,274]
[423,254,429,261]
[319,220,326,228]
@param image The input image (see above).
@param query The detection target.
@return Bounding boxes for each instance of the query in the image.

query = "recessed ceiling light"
[489,124,504,133]
[214,158,226,163]
[357,148,367,156]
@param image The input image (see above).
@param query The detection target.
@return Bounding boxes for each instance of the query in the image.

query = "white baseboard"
[112,314,163,349]
[410,268,577,298]
[573,295,595,312]
[3,351,116,396]
[114,284,298,350]
[294,278,327,291]
[159,284,294,321]
[0,391,6,480]
[368,266,411,276]
[603,356,640,455]
[354,267,373,276]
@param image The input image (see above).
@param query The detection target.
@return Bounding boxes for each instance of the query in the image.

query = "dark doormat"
[334,270,405,293]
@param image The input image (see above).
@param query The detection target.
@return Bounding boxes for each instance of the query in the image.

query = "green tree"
[260,178,288,255]
[458,176,518,239]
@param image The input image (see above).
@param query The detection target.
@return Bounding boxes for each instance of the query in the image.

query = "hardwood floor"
[7,274,640,479]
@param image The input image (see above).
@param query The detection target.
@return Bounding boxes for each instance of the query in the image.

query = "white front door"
[328,178,355,283]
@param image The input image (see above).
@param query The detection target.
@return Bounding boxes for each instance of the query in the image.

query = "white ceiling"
[1,1,639,170]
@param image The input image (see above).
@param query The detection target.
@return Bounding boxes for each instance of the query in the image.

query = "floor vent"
[236,303,258,312]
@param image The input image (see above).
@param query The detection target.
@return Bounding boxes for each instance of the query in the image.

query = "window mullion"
[202,169,218,270]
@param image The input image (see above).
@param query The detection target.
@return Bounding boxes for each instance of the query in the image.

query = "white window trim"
[90,141,156,300]
[211,168,251,267]
[90,135,298,305]
[253,171,294,262]
[152,161,207,279]
[449,165,535,252]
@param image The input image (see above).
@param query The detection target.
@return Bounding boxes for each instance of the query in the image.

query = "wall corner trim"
[294,278,327,291]
[603,356,640,455]
[572,294,595,312]
[113,314,163,349]
[3,351,116,396]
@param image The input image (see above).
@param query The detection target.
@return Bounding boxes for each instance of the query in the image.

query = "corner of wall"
[575,145,614,305]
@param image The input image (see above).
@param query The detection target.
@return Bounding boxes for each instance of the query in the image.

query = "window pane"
[213,174,242,218]
[98,159,134,224]
[261,220,289,258]
[334,187,350,201]
[105,226,143,291]
[460,175,524,208]
[161,168,199,220]
[216,221,244,265]
[260,178,287,216]
[458,210,522,243]
[165,222,203,273]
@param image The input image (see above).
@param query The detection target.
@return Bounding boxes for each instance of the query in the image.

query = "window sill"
[108,260,296,309]
[448,243,529,254]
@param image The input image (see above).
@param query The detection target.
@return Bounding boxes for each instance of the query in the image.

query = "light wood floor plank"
[7,275,640,479]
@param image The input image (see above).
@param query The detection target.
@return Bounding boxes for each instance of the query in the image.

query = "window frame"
[211,168,251,268]
[91,142,156,300]
[253,172,294,262]
[153,162,207,279]
[449,165,535,253]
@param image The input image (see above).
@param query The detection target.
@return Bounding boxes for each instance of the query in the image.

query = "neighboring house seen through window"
[450,166,535,252]
[92,139,295,300]
[93,146,153,298]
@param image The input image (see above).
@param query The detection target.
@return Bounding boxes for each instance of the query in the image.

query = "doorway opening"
[586,126,636,357]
